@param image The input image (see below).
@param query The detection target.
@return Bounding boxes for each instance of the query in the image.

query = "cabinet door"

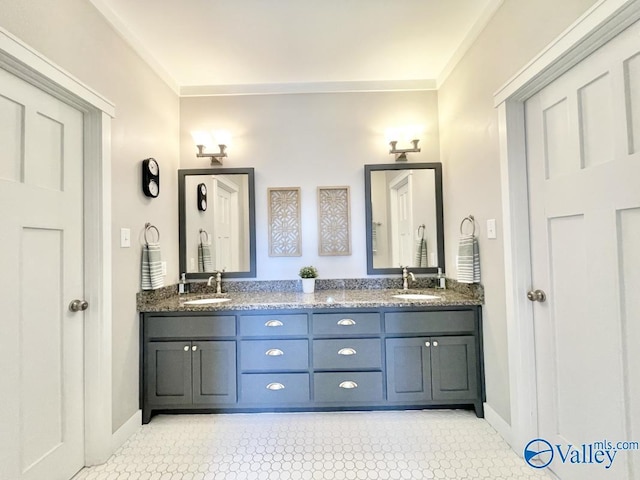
[192,341,237,405]
[430,336,477,401]
[385,338,432,402]
[146,341,192,405]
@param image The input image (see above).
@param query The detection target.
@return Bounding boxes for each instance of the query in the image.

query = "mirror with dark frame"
[179,167,256,279]
[364,163,444,275]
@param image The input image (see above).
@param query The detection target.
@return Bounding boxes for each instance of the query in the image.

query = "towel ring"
[417,224,425,239]
[460,215,476,236]
[144,222,160,245]
[199,229,210,244]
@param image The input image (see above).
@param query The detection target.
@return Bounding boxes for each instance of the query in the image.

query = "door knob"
[69,299,89,312]
[527,289,547,302]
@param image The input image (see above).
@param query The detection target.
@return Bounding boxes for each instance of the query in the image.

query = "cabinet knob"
[265,320,284,327]
[338,348,357,356]
[337,318,356,326]
[192,345,198,351]
[184,345,189,351]
[432,341,438,347]
[266,382,285,391]
[339,381,358,389]
[425,341,431,347]
[265,348,284,356]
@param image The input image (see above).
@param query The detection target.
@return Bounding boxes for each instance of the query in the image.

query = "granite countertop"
[138,288,482,313]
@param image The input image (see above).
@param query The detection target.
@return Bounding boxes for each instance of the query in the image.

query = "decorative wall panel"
[268,187,301,257]
[318,186,351,256]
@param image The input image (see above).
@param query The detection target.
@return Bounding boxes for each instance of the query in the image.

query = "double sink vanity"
[138,287,484,424]
[139,161,484,423]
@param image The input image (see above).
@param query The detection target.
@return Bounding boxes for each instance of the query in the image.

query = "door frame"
[0,28,115,465]
[494,0,640,451]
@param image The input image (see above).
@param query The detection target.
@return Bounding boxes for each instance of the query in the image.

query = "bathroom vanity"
[139,290,484,424]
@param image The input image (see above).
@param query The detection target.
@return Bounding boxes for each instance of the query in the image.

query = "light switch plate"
[120,228,131,248]
[487,219,497,239]
[161,261,167,276]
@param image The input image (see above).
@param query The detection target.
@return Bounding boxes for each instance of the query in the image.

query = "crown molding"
[437,0,504,89]
[180,79,437,97]
[88,0,180,95]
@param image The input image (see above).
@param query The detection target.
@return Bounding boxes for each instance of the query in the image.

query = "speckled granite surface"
[137,284,482,313]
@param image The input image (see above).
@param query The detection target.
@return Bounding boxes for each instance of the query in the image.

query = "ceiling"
[90,0,502,95]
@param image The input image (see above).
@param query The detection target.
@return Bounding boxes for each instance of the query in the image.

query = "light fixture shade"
[212,129,232,147]
[191,131,213,148]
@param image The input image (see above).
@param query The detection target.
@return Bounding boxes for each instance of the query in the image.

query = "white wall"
[437,0,599,425]
[0,0,180,432]
[180,91,440,280]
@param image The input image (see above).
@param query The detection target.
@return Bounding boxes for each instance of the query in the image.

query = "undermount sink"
[183,298,231,305]
[392,293,441,301]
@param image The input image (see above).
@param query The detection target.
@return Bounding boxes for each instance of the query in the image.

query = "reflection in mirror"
[179,168,256,279]
[364,163,444,275]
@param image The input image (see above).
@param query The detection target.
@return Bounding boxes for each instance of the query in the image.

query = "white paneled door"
[525,20,640,480]
[0,66,85,480]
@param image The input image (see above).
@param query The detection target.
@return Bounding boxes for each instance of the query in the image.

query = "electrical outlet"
[161,261,167,276]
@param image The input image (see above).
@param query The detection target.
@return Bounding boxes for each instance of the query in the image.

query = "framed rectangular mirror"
[364,163,444,275]
[179,167,256,279]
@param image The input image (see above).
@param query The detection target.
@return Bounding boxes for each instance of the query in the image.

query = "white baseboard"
[111,410,142,452]
[484,403,514,449]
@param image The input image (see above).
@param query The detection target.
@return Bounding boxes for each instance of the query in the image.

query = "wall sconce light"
[386,125,423,161]
[192,130,231,165]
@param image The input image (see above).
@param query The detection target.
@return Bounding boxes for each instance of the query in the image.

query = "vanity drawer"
[314,372,384,403]
[239,314,308,337]
[385,310,475,335]
[312,313,381,335]
[145,315,236,338]
[241,373,310,404]
[313,339,382,370]
[240,339,309,371]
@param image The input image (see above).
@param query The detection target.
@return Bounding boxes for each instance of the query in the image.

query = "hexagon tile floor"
[72,410,554,480]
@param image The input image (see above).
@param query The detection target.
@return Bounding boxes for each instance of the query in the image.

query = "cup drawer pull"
[337,318,356,326]
[266,382,285,391]
[338,348,357,356]
[265,348,284,356]
[339,381,358,389]
[265,320,284,327]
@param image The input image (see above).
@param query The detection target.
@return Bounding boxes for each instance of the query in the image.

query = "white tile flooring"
[73,410,553,480]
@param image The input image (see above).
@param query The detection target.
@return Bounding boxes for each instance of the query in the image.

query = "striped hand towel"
[457,234,481,284]
[414,237,428,267]
[141,242,164,290]
[198,241,214,272]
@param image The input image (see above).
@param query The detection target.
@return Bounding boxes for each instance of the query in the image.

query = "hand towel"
[198,241,214,272]
[457,234,481,284]
[414,237,428,267]
[141,242,164,290]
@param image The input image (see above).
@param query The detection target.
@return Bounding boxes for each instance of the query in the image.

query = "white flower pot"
[301,278,316,293]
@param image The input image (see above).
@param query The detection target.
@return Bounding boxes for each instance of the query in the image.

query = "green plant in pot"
[299,266,318,293]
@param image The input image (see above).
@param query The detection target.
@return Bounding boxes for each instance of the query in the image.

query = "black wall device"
[142,158,160,198]
[197,183,207,211]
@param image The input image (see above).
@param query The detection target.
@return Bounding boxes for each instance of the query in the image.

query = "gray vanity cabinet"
[141,305,484,423]
[142,315,237,423]
[386,336,477,403]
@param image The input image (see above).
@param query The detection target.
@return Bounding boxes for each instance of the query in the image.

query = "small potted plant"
[299,266,318,293]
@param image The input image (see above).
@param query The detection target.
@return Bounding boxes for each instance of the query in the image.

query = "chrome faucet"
[401,266,415,290]
[207,269,225,294]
